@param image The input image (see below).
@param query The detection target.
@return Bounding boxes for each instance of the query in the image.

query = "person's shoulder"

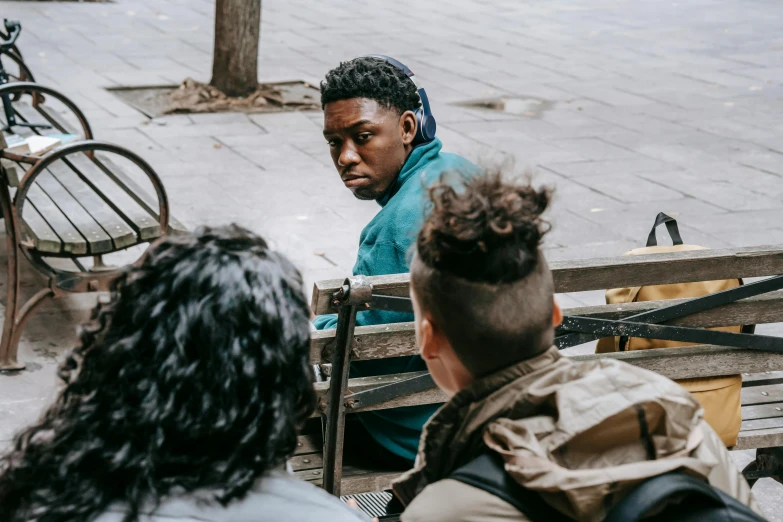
[402,478,526,522]
[93,472,368,522]
[250,471,369,521]
[426,151,480,178]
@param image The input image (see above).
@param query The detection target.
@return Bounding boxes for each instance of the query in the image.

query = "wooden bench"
[303,245,783,497]
[0,81,186,371]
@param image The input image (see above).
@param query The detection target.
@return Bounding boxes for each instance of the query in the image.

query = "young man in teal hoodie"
[315,56,478,467]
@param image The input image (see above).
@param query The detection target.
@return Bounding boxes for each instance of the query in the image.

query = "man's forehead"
[323,98,396,132]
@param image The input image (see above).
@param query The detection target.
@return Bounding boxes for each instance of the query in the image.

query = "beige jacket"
[394,347,758,522]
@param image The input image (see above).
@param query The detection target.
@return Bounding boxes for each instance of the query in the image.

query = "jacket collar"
[393,346,563,504]
[376,138,443,207]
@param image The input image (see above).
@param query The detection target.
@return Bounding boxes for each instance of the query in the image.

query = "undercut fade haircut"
[411,170,555,377]
[0,225,315,522]
[320,57,422,114]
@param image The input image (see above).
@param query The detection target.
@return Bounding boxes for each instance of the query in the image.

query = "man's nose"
[338,142,360,168]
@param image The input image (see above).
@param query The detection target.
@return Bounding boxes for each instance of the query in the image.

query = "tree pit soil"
[108,78,321,118]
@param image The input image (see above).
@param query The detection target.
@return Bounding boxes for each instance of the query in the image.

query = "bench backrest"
[311,245,783,413]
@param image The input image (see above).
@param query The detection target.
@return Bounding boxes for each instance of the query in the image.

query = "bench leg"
[0,177,22,371]
[743,447,783,488]
[322,303,357,496]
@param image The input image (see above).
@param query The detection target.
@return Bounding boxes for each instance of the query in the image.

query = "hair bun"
[417,170,551,283]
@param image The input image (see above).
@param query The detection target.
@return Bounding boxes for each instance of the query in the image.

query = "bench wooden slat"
[734,427,783,451]
[311,245,783,315]
[742,384,783,407]
[46,159,138,250]
[294,467,403,496]
[35,170,114,254]
[314,346,783,414]
[94,154,188,236]
[20,201,62,253]
[289,453,323,472]
[12,101,53,132]
[741,417,783,432]
[25,182,88,255]
[64,154,161,241]
[741,401,783,421]
[296,433,321,455]
[41,256,85,273]
[34,102,81,136]
[310,292,783,363]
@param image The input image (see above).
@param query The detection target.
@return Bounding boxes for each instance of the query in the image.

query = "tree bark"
[210,0,262,97]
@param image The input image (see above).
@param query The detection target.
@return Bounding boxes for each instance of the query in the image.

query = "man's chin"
[351,187,383,201]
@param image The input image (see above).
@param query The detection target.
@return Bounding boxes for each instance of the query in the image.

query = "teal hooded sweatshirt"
[313,138,478,461]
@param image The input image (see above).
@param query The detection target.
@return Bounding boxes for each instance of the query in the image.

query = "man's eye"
[356,133,372,142]
[327,139,338,147]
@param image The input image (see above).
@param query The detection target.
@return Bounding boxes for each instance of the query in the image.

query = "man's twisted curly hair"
[320,57,422,114]
[0,225,315,522]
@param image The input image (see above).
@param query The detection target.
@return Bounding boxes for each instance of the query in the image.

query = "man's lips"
[341,174,371,188]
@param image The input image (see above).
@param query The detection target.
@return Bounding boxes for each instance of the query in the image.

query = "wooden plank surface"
[296,433,321,455]
[296,467,403,496]
[25,182,87,255]
[12,102,53,132]
[310,293,783,363]
[311,245,783,315]
[46,159,138,250]
[313,346,783,413]
[734,427,783,451]
[95,154,188,236]
[742,384,783,406]
[34,102,80,136]
[20,202,61,253]
[65,154,161,241]
[289,453,323,472]
[35,170,114,254]
[742,402,783,421]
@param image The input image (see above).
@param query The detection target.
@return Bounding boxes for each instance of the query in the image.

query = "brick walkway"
[1,0,783,515]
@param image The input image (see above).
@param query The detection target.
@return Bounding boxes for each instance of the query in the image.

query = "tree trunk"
[210,0,262,97]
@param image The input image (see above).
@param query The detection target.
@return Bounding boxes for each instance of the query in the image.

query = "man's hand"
[346,498,380,522]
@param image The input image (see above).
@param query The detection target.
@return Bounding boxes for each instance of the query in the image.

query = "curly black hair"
[320,57,422,114]
[0,225,316,522]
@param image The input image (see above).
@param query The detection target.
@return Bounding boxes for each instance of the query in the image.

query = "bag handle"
[604,473,724,522]
[647,212,683,247]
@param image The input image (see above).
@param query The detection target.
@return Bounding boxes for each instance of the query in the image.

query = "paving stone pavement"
[1,0,782,515]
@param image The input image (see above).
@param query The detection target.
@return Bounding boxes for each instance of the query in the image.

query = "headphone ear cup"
[420,112,436,142]
[412,108,426,145]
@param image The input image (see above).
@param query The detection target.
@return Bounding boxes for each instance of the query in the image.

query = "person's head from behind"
[0,225,314,522]
[321,57,422,200]
[410,171,562,396]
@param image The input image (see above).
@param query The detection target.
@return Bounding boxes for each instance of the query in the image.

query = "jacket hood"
[394,347,720,521]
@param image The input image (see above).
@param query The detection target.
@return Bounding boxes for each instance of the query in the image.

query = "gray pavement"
[1,0,782,515]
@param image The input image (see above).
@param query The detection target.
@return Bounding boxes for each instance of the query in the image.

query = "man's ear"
[400,110,417,146]
[419,316,439,362]
[552,298,563,327]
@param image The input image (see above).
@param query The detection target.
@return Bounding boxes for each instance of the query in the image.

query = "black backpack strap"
[647,212,684,247]
[449,452,572,522]
[604,473,724,522]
